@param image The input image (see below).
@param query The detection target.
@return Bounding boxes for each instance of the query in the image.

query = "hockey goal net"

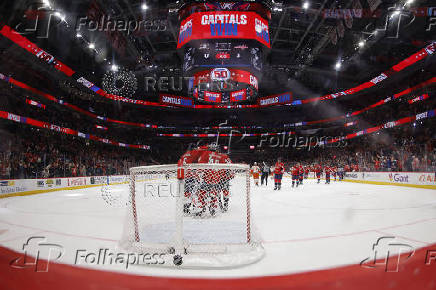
[119,163,264,268]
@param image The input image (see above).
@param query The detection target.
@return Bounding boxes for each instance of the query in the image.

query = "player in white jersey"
[251,162,261,186]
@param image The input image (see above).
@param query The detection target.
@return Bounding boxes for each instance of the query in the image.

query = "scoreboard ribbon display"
[160,94,194,107]
[178,11,270,48]
[230,89,248,102]
[204,91,223,103]
[194,68,258,90]
[258,92,293,106]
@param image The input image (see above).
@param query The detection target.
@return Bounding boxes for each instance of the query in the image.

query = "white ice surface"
[0,178,435,278]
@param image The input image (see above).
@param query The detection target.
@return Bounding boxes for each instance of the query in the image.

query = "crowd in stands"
[236,125,436,173]
[0,127,159,179]
[1,119,435,180]
[0,75,435,179]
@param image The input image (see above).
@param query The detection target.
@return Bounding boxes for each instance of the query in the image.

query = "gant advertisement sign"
[177,12,270,48]
[342,172,435,188]
[388,173,409,183]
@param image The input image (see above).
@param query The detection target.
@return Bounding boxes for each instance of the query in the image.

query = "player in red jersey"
[314,164,322,183]
[177,143,232,216]
[274,158,285,190]
[332,166,337,181]
[291,163,300,188]
[298,164,305,185]
[325,166,331,184]
[304,166,310,179]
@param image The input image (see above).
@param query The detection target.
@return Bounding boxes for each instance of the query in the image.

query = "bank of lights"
[42,0,51,7]
[54,11,65,22]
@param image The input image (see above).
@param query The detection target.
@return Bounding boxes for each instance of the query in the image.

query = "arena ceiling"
[0,0,434,104]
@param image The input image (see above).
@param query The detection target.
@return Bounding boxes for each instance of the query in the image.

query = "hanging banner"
[204,91,223,103]
[258,92,292,107]
[159,94,195,107]
[230,89,248,102]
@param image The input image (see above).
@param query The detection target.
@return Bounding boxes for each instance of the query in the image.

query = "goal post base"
[119,241,265,269]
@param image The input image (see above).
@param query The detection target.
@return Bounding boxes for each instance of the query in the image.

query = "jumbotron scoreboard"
[177,1,272,104]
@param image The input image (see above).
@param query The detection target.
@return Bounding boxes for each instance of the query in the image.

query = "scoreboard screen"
[183,40,263,74]
[178,11,270,48]
[177,7,271,104]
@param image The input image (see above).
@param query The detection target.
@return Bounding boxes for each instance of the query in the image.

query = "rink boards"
[1,171,435,198]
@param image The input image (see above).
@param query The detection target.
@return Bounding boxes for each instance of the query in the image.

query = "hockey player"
[304,166,309,179]
[325,166,331,184]
[251,162,261,186]
[314,163,322,183]
[337,165,344,181]
[298,164,304,185]
[274,158,285,190]
[177,143,232,216]
[332,166,337,181]
[291,163,300,188]
[260,162,270,186]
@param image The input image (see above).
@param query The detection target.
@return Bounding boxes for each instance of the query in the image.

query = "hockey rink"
[1,178,436,278]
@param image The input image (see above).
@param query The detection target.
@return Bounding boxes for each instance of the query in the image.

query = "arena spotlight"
[111,64,119,72]
[88,43,95,49]
[390,10,401,18]
[303,2,309,10]
[141,3,148,10]
[358,41,365,48]
[76,33,82,38]
[335,61,342,70]
[54,11,65,21]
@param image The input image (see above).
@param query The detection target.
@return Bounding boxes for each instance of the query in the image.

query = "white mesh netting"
[119,164,264,268]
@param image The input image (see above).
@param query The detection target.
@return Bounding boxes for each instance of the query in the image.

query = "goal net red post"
[120,163,264,268]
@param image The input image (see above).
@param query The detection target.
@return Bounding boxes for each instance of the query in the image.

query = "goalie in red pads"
[177,143,232,217]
